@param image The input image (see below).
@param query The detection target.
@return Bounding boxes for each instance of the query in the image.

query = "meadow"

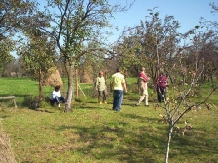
[0,77,218,163]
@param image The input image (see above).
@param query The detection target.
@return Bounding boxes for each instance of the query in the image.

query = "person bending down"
[50,85,65,108]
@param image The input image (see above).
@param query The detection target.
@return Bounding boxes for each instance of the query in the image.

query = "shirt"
[111,72,125,90]
[138,71,149,89]
[157,75,167,88]
[96,76,106,91]
[50,90,61,100]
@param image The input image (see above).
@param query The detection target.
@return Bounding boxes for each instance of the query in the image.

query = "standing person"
[135,67,150,106]
[50,85,65,108]
[95,71,107,104]
[110,67,127,111]
[156,71,168,102]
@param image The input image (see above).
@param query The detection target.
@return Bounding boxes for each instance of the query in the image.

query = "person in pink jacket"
[135,67,150,106]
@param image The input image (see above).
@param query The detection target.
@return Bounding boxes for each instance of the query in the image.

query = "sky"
[12,0,217,58]
[36,0,217,40]
[107,0,218,42]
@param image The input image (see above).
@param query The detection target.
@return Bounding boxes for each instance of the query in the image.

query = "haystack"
[0,121,17,163]
[44,67,63,87]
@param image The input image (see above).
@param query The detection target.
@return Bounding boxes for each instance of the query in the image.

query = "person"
[95,71,107,104]
[156,71,168,102]
[135,67,150,106]
[50,85,65,108]
[110,67,127,111]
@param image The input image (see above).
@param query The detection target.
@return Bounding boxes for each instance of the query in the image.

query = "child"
[50,85,65,108]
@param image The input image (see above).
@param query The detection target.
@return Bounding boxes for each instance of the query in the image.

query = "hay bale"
[0,121,17,163]
[44,67,63,87]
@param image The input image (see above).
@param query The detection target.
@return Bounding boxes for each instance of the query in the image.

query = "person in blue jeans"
[110,68,127,111]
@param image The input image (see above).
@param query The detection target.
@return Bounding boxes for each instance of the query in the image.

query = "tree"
[44,0,133,112]
[19,29,56,102]
[0,0,35,69]
[115,9,181,82]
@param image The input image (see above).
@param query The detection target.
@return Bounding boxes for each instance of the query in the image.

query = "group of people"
[95,67,168,111]
[135,67,168,106]
[49,67,168,111]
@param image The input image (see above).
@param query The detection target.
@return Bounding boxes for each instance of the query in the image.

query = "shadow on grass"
[54,102,218,163]
[56,116,167,163]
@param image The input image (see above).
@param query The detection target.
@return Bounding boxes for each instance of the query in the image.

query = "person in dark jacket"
[156,71,168,102]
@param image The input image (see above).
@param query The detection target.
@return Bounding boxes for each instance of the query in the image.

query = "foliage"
[0,0,38,66]
[115,9,181,81]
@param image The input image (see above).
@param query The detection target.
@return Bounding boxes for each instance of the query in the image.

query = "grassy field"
[0,77,218,163]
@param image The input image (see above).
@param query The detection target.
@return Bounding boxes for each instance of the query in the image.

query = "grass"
[0,77,218,163]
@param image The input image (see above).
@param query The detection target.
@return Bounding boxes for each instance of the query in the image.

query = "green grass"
[0,77,218,163]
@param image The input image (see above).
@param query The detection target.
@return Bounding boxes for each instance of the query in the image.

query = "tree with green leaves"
[0,0,37,70]
[19,29,56,102]
[116,8,181,82]
[44,0,133,112]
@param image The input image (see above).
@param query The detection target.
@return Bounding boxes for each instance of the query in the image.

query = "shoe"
[103,101,107,104]
[112,108,119,111]
[135,103,140,106]
[58,104,60,108]
[145,105,149,107]
[99,102,102,104]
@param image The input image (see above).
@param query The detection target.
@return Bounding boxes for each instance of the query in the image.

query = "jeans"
[157,86,166,102]
[50,96,65,106]
[113,90,123,111]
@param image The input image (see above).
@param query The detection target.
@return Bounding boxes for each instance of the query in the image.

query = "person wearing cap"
[110,67,127,111]
[135,67,150,106]
[95,71,107,104]
[50,85,65,108]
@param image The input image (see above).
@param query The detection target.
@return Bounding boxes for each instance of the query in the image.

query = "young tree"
[157,54,217,163]
[19,29,56,102]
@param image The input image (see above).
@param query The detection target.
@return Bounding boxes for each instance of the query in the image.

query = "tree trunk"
[64,63,74,112]
[38,68,43,102]
[76,69,79,98]
[165,123,173,163]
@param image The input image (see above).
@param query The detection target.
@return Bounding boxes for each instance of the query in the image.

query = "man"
[136,67,150,106]
[95,71,107,104]
[156,71,168,102]
[110,67,127,111]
